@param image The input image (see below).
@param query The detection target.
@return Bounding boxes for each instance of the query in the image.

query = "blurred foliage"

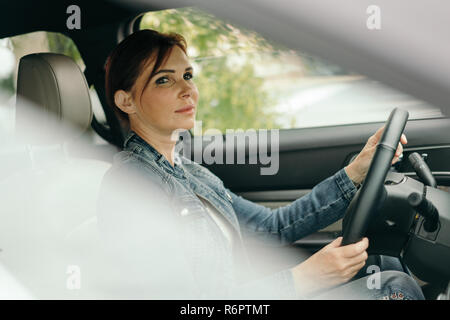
[47,32,82,64]
[194,58,279,131]
[140,7,284,134]
[0,75,14,97]
[141,7,282,59]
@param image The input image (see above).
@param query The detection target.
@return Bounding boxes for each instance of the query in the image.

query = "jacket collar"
[124,131,185,179]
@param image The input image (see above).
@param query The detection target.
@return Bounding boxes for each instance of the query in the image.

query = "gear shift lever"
[408,152,437,188]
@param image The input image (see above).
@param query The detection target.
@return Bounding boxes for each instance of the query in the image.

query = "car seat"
[0,53,112,298]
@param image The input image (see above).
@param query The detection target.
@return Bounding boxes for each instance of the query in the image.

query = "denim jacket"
[97,131,358,299]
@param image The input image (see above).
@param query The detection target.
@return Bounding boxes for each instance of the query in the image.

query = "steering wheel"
[341,108,409,246]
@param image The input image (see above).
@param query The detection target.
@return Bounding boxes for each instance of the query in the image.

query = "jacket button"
[180,208,189,216]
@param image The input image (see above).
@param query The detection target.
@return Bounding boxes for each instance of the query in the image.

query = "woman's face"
[127,45,199,136]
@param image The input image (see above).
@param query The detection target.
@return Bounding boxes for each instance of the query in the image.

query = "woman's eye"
[155,77,169,85]
[154,73,193,87]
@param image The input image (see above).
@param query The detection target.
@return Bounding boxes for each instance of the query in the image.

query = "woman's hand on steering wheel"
[345,126,408,186]
[291,237,369,295]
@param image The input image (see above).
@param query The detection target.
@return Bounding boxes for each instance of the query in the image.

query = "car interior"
[0,0,449,299]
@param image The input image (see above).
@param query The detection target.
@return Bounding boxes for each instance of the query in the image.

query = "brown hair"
[104,29,187,122]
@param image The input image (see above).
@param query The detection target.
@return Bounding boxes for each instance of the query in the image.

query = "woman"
[97,29,424,299]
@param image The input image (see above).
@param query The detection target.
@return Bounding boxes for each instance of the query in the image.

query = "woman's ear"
[114,90,136,114]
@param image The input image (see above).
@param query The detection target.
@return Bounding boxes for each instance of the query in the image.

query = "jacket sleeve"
[229,168,358,245]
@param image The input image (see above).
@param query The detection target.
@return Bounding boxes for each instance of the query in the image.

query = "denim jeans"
[311,255,425,300]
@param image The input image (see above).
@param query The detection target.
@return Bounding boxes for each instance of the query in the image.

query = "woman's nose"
[179,80,194,97]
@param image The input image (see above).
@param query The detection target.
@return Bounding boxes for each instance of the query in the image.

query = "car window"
[0,31,106,146]
[139,7,444,135]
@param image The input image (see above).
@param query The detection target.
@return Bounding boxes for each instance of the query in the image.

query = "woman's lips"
[175,105,195,114]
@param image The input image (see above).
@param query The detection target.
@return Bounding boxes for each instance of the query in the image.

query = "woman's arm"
[229,167,358,245]
[230,126,407,246]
